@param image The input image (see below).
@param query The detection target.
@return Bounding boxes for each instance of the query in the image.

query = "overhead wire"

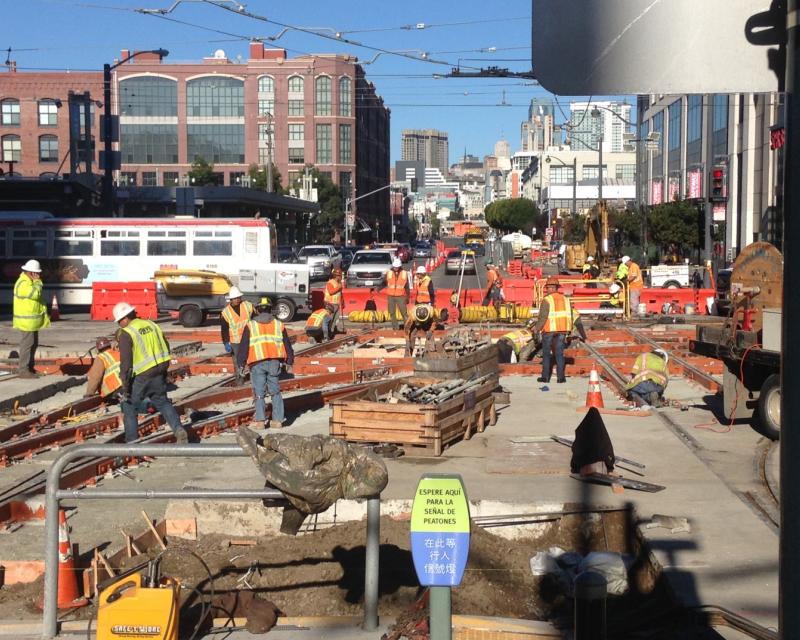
[338,16,531,35]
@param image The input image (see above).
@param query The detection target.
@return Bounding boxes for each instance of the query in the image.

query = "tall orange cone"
[45,509,88,609]
[50,293,60,322]
[584,365,605,409]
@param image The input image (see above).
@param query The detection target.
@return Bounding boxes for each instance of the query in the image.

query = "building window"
[258,148,271,165]
[316,124,332,164]
[78,102,96,128]
[615,164,636,182]
[668,99,681,152]
[229,171,245,186]
[713,95,729,132]
[288,100,304,116]
[287,75,304,116]
[186,76,244,117]
[687,95,702,143]
[258,76,274,93]
[288,148,305,164]
[2,134,21,162]
[141,171,158,186]
[38,100,59,127]
[288,123,304,163]
[339,77,352,117]
[120,76,178,117]
[338,123,351,164]
[1,99,20,126]
[315,76,331,116]
[550,166,574,184]
[39,135,59,163]
[119,171,137,186]
[581,165,607,180]
[120,124,179,164]
[651,111,664,175]
[288,75,304,94]
[163,171,179,186]
[259,122,274,141]
[258,99,274,117]
[187,124,245,164]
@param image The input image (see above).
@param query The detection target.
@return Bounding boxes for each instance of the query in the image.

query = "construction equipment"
[564,201,611,270]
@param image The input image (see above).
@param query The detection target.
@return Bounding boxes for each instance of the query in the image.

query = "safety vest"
[122,318,171,376]
[97,350,122,397]
[627,262,643,290]
[606,293,622,307]
[221,300,254,343]
[501,329,533,356]
[615,262,629,281]
[306,308,331,330]
[626,352,669,390]
[385,270,408,297]
[487,268,499,287]
[542,293,573,333]
[413,276,432,304]
[12,273,50,332]
[246,319,287,364]
[324,278,342,305]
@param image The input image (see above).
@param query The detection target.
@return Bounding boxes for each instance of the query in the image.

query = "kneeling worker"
[84,336,122,399]
[497,323,538,364]
[114,302,189,444]
[306,306,333,343]
[404,304,443,358]
[237,297,294,430]
[600,282,623,309]
[626,348,669,408]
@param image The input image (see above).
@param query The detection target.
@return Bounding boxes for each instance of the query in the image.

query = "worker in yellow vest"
[84,336,123,399]
[385,258,409,330]
[324,268,344,332]
[114,302,189,444]
[237,297,295,430]
[13,259,50,378]
[497,324,537,364]
[617,256,643,311]
[305,307,333,343]
[220,285,254,382]
[626,349,669,409]
[533,277,587,383]
[600,282,623,309]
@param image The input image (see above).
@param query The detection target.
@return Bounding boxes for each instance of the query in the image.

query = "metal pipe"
[363,496,380,630]
[57,489,284,500]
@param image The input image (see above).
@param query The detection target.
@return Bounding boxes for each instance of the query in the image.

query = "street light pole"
[572,157,577,216]
[598,132,604,203]
[344,183,394,247]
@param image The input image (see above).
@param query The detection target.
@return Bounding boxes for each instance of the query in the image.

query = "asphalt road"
[409,241,490,299]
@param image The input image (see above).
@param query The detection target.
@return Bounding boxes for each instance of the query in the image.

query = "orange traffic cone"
[584,365,605,409]
[50,293,60,322]
[38,509,87,610]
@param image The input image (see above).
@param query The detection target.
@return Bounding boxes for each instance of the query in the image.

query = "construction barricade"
[91,282,158,321]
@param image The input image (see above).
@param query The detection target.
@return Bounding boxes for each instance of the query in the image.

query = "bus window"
[54,230,93,256]
[147,230,186,256]
[245,231,258,254]
[12,229,48,257]
[193,230,232,256]
[100,230,140,256]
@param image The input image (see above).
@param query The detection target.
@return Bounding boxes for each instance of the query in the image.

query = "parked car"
[346,249,395,287]
[276,245,299,263]
[715,268,733,316]
[445,249,477,275]
[413,241,433,259]
[398,243,413,262]
[296,244,342,280]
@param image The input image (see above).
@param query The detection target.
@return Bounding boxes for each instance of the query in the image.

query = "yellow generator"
[153,269,233,327]
[96,560,180,640]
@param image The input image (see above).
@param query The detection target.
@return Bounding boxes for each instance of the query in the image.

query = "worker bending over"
[626,349,669,408]
[237,297,294,430]
[533,277,587,383]
[483,260,504,311]
[324,268,344,331]
[404,305,443,358]
[496,322,538,364]
[412,266,435,306]
[616,255,643,311]
[220,285,254,382]
[114,302,189,444]
[305,306,333,343]
[84,336,122,399]
[385,258,409,331]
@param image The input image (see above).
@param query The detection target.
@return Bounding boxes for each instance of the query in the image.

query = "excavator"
[564,202,610,270]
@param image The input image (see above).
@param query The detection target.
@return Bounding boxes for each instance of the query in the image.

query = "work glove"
[224,342,232,354]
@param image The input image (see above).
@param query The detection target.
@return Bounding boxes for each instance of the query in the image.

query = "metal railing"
[42,444,381,639]
[532,278,629,318]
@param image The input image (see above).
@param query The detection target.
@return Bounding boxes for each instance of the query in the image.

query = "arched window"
[338,77,352,117]
[39,135,58,163]
[38,99,59,127]
[1,134,21,162]
[119,76,177,117]
[257,76,275,117]
[258,76,274,93]
[186,76,244,117]
[315,76,331,116]
[287,76,304,116]
[1,99,20,126]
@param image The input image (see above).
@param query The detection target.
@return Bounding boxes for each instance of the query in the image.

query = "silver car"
[297,245,342,280]
[346,249,396,288]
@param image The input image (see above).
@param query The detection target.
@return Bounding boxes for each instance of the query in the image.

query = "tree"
[187,156,217,186]
[247,164,283,193]
[562,213,586,243]
[609,207,642,249]
[484,198,539,234]
[648,200,701,258]
[291,167,343,243]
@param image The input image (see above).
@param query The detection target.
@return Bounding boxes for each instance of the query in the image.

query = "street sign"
[346,213,355,227]
[410,474,470,587]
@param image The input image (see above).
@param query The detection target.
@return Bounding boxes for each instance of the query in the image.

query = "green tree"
[187,156,217,186]
[484,198,539,234]
[247,164,283,193]
[609,207,642,249]
[562,213,587,243]
[291,167,343,243]
[648,200,701,258]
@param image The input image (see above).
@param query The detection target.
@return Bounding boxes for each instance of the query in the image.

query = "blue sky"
[4,0,627,165]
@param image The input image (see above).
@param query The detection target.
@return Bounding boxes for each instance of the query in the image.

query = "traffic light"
[710,164,727,201]
[410,178,418,192]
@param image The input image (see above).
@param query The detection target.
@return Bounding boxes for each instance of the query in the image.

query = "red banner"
[687,169,703,199]
[651,179,663,205]
[668,176,681,202]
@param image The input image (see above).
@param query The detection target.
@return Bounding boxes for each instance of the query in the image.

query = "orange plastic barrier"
[91,281,158,321]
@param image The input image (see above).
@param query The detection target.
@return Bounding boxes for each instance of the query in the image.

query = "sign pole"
[429,586,452,640]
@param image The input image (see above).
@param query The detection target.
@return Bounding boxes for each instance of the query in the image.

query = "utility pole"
[572,157,577,216]
[598,132,604,203]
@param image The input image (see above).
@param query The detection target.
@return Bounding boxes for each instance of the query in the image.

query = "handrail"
[42,443,381,638]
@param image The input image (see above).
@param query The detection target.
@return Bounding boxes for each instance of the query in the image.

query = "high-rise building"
[400,129,449,174]
[569,101,632,153]
[521,98,556,152]
[494,139,511,159]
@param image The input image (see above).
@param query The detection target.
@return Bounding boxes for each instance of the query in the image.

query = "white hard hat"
[586,256,594,262]
[226,285,243,300]
[416,266,427,275]
[21,259,42,273]
[609,283,621,294]
[392,258,402,268]
[653,348,669,363]
[622,255,631,263]
[112,301,136,323]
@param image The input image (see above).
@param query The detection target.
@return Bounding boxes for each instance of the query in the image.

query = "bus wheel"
[274,299,296,322]
[754,374,781,440]
[179,304,204,328]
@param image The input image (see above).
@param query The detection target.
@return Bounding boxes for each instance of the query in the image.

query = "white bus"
[0,216,277,306]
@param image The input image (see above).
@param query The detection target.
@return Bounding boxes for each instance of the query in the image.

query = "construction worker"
[84,336,122,399]
[600,283,623,309]
[324,268,344,331]
[496,323,538,364]
[13,259,50,378]
[533,277,587,383]
[385,258,409,330]
[412,265,435,306]
[220,285,254,381]
[305,306,333,343]
[626,348,669,408]
[237,297,294,430]
[581,256,600,288]
[483,260,504,311]
[404,304,443,357]
[113,302,189,444]
[616,255,643,311]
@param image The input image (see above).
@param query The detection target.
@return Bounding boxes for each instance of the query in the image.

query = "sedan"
[445,249,477,275]
[413,242,433,259]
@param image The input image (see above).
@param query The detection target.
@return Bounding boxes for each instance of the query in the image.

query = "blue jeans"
[121,372,183,442]
[628,380,664,407]
[250,359,284,423]
[541,332,566,381]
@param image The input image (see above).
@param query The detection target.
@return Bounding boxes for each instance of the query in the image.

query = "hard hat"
[21,259,42,273]
[586,256,595,262]
[257,296,273,310]
[95,336,112,352]
[622,255,631,263]
[545,276,560,287]
[416,266,427,275]
[332,268,343,276]
[392,258,402,268]
[226,285,243,300]
[112,302,136,323]
[414,304,432,322]
[653,348,669,364]
[609,283,621,294]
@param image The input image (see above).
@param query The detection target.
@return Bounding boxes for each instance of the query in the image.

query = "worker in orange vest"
[385,258,409,330]
[324,268,344,332]
[533,277,587,384]
[237,297,294,430]
[220,285,254,382]
[483,260,504,311]
[617,255,643,312]
[305,307,333,343]
[84,336,123,399]
[412,266,435,306]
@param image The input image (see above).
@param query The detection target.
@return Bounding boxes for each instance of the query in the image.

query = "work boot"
[537,376,550,383]
[174,427,189,444]
[269,420,283,430]
[17,371,41,379]
[252,420,266,430]
[557,377,567,384]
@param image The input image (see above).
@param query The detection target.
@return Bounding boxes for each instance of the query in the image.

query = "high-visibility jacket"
[626,352,669,390]
[385,269,409,297]
[246,318,287,364]
[122,318,171,376]
[500,329,533,356]
[97,349,122,397]
[487,268,500,287]
[306,308,331,330]
[606,293,622,307]
[413,276,432,304]
[221,300,254,344]
[324,278,342,305]
[542,293,574,333]
[12,273,50,332]
[615,262,629,281]
[627,262,643,290]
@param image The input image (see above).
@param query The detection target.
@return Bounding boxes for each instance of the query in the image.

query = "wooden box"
[413,344,499,380]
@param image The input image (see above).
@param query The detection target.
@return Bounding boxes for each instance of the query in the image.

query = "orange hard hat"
[545,276,560,287]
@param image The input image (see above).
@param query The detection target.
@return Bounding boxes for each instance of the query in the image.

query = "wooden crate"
[329,375,499,456]
[414,344,499,380]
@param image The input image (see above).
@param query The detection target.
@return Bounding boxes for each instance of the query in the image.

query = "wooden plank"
[331,417,428,432]
[141,511,167,550]
[330,427,430,444]
[337,408,427,423]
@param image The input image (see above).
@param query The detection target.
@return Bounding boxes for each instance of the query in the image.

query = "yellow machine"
[565,202,610,270]
[96,561,180,640]
[153,269,232,297]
